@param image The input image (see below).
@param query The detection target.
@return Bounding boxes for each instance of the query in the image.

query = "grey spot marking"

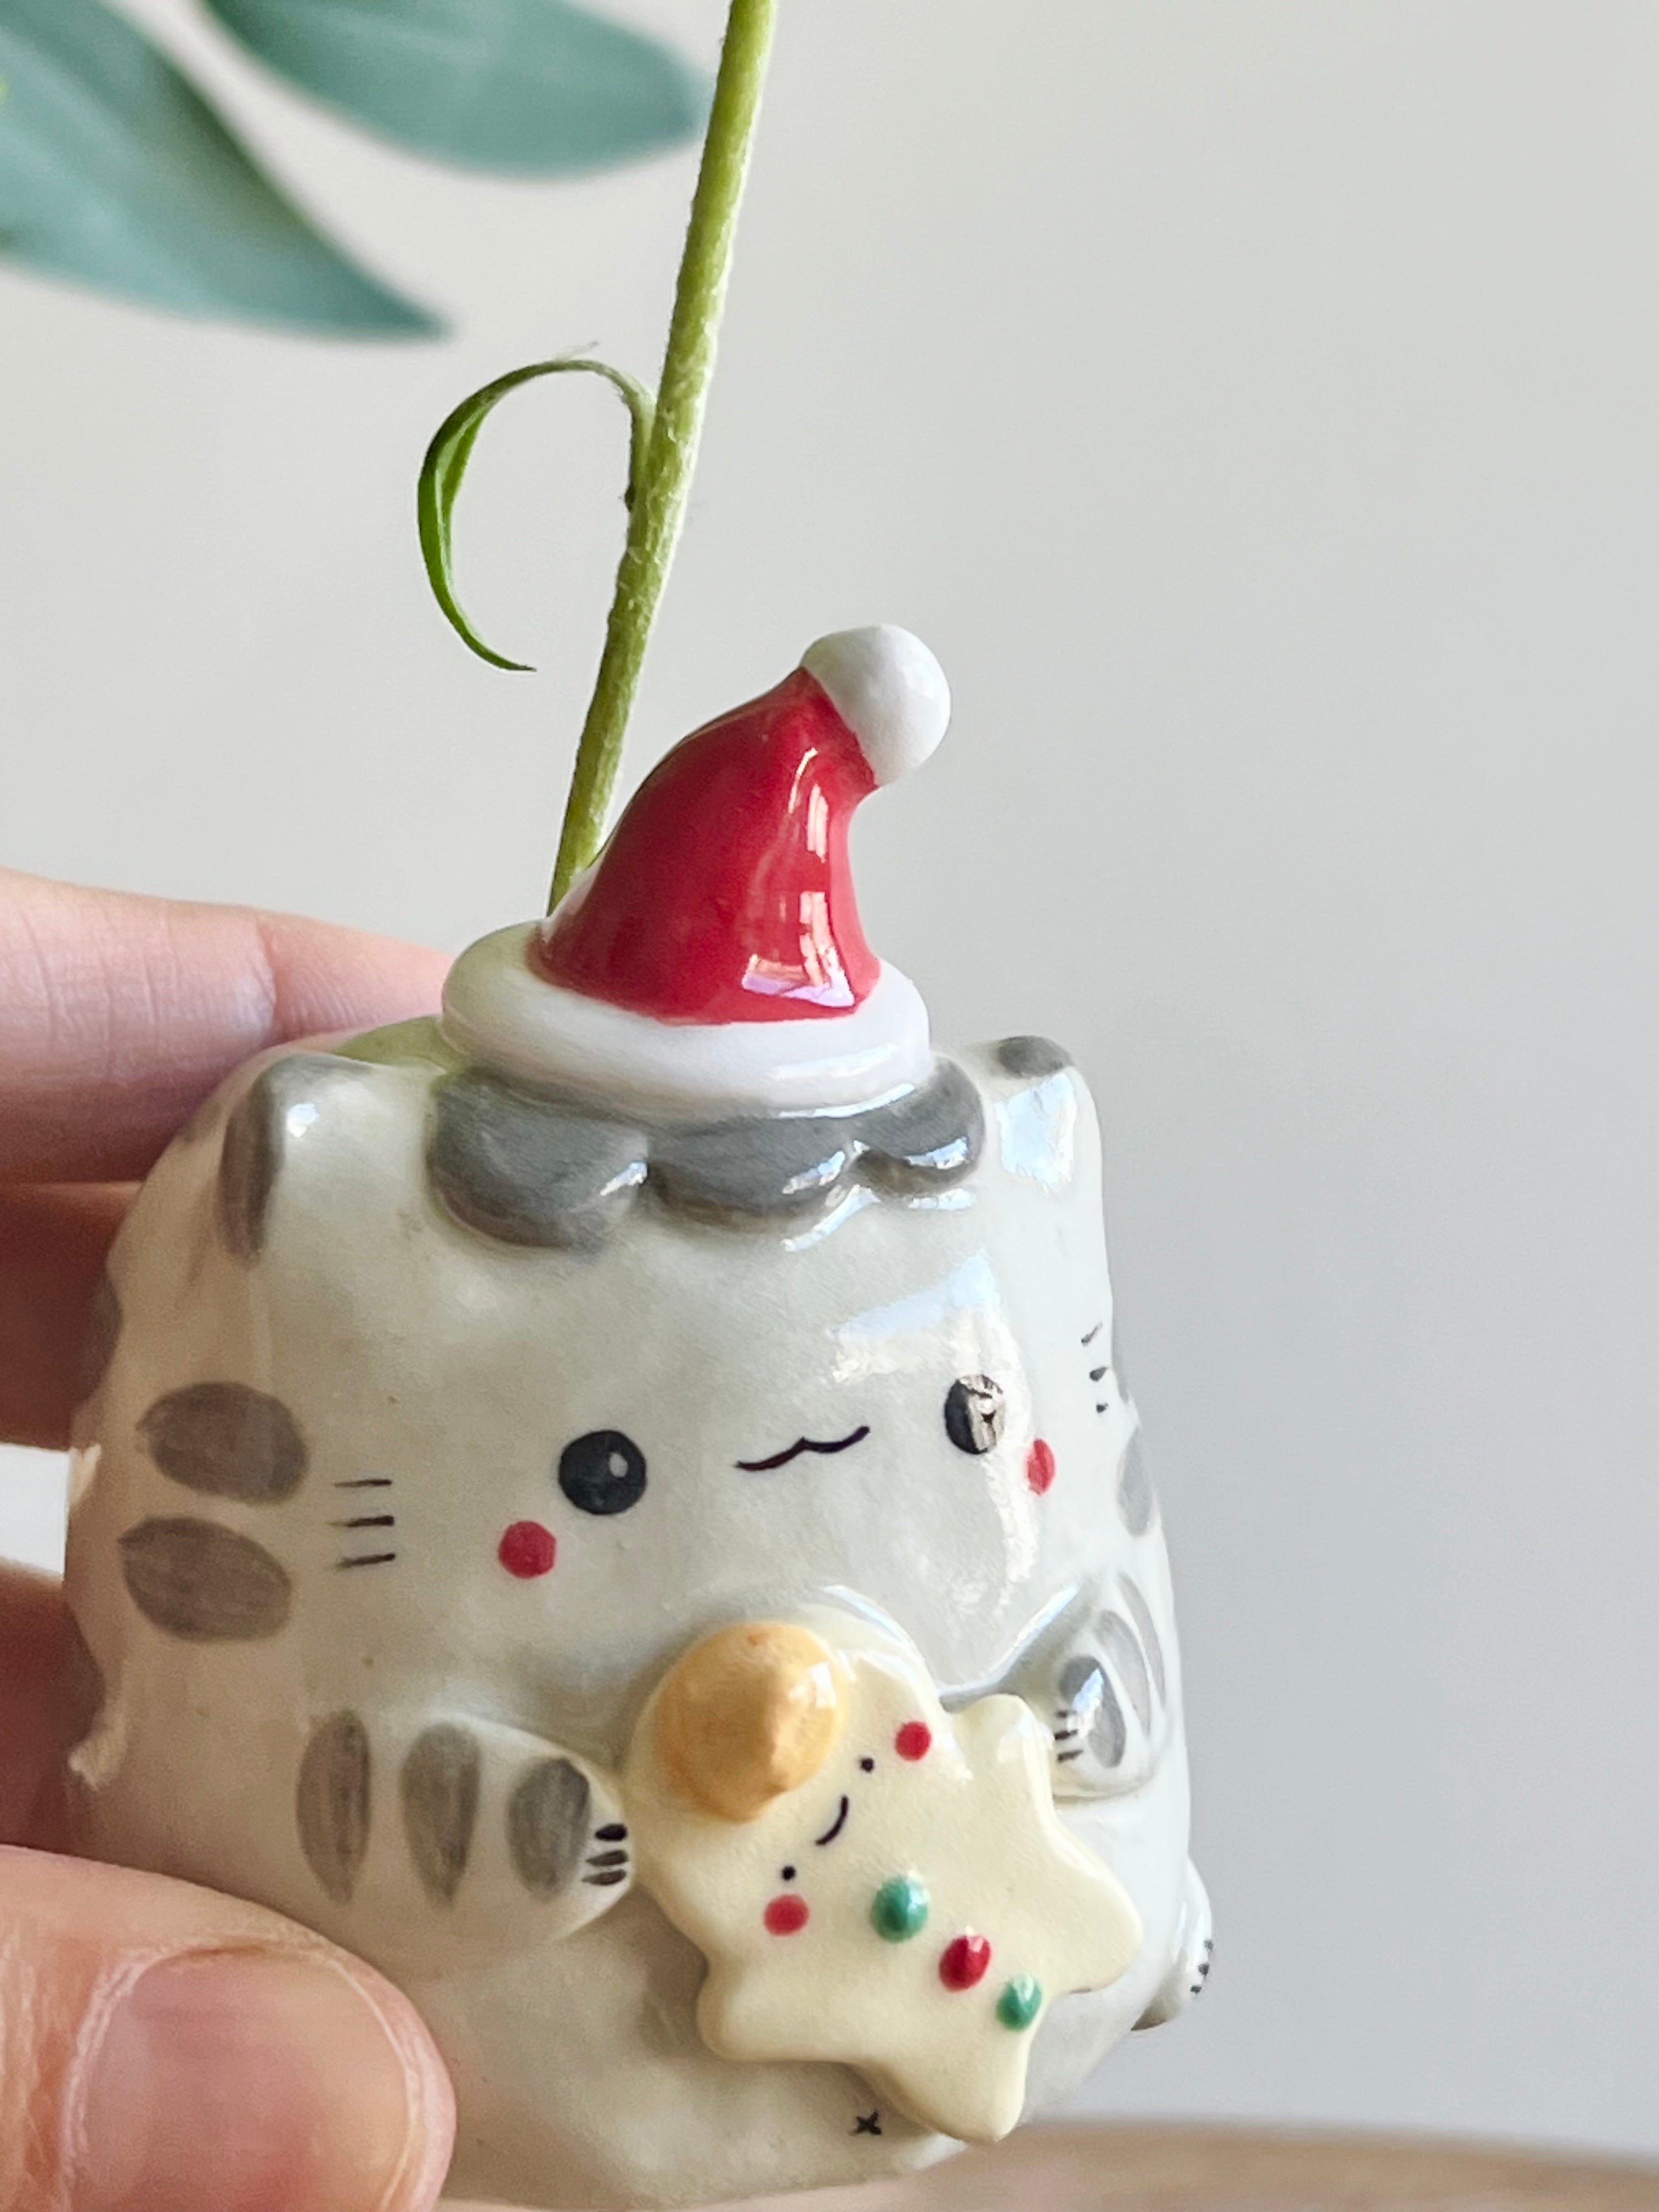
[860,1060,984,1187]
[120,1518,291,1641]
[1118,1430,1157,1537]
[402,1725,481,1905]
[651,1114,856,1221]
[1059,1654,1126,1770]
[218,1053,370,1260]
[995,1035,1071,1079]
[1099,1611,1153,1731]
[139,1383,307,1504]
[1118,1575,1167,1703]
[74,1276,121,1407]
[507,1757,592,1897]
[297,1713,371,1904]
[429,1069,646,1250]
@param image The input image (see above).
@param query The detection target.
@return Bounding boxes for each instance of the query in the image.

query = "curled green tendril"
[414,0,777,907]
[416,358,656,673]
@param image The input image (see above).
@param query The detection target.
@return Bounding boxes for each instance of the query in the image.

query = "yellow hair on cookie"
[654,1621,846,1822]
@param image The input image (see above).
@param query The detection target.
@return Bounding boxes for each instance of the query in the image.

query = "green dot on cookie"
[870,1875,929,1942]
[997,1975,1043,2030]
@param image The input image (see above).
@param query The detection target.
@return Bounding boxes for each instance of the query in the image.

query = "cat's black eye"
[945,1375,1005,1455]
[558,1430,647,1516]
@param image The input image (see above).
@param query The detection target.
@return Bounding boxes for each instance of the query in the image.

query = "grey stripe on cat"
[1087,1672,1127,1770]
[120,1518,292,1641]
[298,1714,371,1904]
[1118,1575,1167,1704]
[1099,1611,1154,1731]
[75,1276,121,1408]
[1118,1430,1157,1537]
[429,1070,648,1250]
[402,1725,482,1905]
[507,1757,592,1897]
[139,1383,307,1504]
[1058,1654,1127,1770]
[219,1053,371,1260]
[995,1035,1072,1080]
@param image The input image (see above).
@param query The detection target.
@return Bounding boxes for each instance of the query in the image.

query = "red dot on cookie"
[498,1521,557,1578]
[939,1933,992,1990]
[894,1720,932,1761]
[1026,1438,1057,1496]
[764,1894,810,1936]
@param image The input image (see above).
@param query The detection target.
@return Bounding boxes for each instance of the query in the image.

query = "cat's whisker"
[332,1514,396,1530]
[335,1477,393,1489]
[336,1551,398,1570]
[1081,1323,1103,1345]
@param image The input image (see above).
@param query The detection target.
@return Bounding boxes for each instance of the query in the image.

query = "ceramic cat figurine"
[64,628,1211,2211]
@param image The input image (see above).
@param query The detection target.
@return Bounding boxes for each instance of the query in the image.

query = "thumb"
[0,1848,454,2212]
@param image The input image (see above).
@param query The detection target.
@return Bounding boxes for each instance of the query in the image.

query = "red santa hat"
[442,626,951,1119]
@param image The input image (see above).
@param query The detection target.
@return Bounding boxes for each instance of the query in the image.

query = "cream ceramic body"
[64,1018,1208,2210]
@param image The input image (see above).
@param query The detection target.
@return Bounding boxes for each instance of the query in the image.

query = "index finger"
[0,871,451,1184]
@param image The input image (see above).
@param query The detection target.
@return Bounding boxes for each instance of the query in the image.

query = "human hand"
[0,869,456,2212]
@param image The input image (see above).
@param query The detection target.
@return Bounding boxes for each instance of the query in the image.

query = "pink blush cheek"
[499,1521,557,1578]
[1026,1439,1056,1496]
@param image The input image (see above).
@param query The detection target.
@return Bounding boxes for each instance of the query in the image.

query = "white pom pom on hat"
[799,624,952,786]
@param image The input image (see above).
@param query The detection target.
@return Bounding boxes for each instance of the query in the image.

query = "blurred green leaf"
[419,356,655,669]
[202,0,708,173]
[0,0,437,333]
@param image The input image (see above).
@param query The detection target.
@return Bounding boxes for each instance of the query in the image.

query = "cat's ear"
[958,1037,1094,1193]
[217,1052,376,1260]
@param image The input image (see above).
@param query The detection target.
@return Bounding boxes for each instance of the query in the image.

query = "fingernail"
[72,1948,434,2212]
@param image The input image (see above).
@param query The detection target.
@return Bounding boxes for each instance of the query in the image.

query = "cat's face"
[90,1040,1141,1742]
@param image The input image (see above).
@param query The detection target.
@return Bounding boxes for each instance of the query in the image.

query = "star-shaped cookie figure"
[624,1607,1142,2144]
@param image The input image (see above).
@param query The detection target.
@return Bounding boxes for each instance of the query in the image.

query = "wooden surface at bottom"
[450,2123,1659,2212]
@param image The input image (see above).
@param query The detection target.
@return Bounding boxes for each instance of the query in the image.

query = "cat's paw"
[1040,1579,1171,1800]
[505,1747,635,1933]
[298,1713,635,1962]
[1133,1860,1212,2029]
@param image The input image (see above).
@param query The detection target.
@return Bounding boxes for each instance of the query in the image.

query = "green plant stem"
[548,0,778,910]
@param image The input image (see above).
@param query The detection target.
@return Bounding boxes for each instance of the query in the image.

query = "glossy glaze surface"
[64,1024,1206,2209]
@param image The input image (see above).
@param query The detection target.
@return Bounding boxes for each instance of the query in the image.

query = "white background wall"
[2,0,1655,2162]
